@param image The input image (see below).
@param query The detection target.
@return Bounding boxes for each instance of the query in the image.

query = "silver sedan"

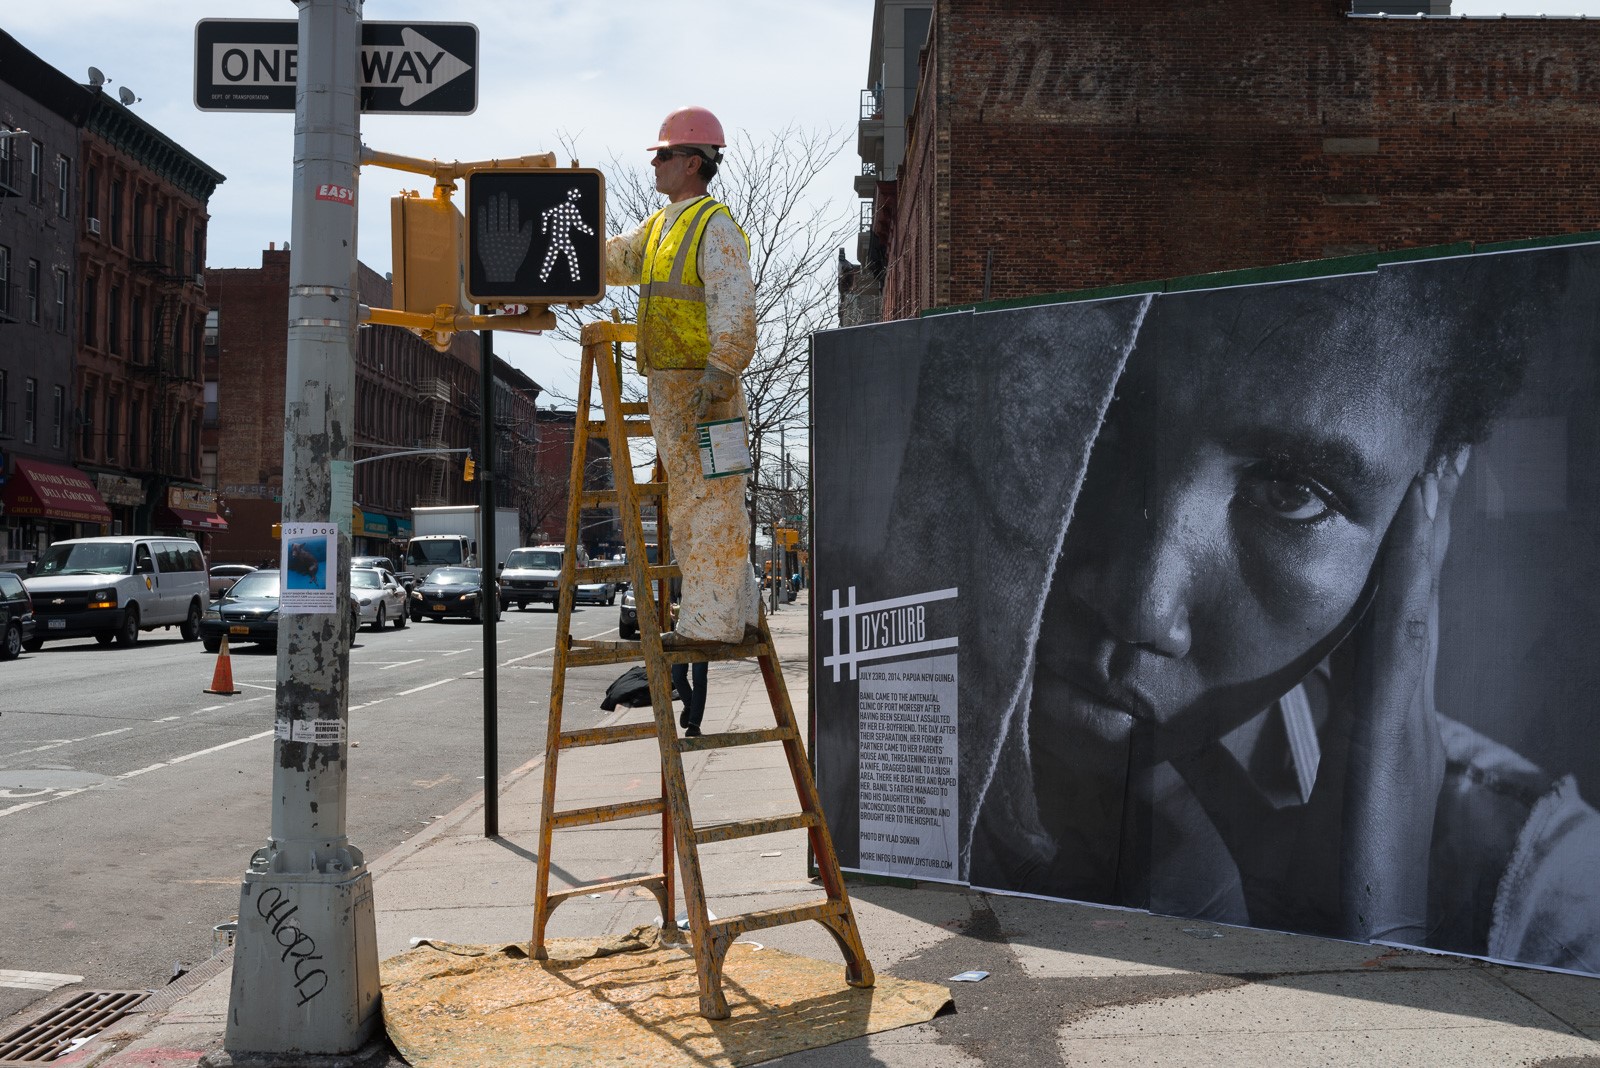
[351,567,408,630]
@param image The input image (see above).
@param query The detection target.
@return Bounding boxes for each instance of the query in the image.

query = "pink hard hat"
[647,106,726,151]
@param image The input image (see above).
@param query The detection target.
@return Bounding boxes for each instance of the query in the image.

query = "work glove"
[691,366,737,420]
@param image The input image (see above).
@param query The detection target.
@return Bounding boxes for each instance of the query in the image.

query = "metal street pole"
[220,0,380,1059]
[478,317,499,838]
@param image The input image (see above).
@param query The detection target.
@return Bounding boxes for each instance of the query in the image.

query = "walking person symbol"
[539,188,595,283]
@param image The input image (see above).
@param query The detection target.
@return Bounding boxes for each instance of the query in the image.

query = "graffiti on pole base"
[256,886,328,1005]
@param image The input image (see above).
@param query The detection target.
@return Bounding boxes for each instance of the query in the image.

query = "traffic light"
[390,190,467,315]
[463,452,476,482]
[463,167,605,305]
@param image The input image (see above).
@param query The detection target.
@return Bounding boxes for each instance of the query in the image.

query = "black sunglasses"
[653,148,699,163]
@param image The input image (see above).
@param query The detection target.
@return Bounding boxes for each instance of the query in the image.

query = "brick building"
[0,34,92,559]
[204,248,542,564]
[1,29,223,560]
[77,90,224,541]
[851,1,1600,319]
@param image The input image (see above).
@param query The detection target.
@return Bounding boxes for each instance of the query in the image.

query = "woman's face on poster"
[1035,290,1441,760]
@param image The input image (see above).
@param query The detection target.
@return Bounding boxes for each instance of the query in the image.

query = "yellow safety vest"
[637,196,749,371]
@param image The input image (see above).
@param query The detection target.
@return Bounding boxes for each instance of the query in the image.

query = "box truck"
[404,506,520,585]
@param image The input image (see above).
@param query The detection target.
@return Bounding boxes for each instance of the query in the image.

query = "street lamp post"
[217,1,381,1060]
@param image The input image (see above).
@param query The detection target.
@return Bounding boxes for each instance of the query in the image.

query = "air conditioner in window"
[87,217,101,235]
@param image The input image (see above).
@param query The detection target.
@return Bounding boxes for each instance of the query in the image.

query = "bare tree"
[548,125,850,557]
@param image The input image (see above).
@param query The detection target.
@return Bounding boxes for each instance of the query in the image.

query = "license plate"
[48,618,65,629]
[230,625,250,635]
[432,604,446,612]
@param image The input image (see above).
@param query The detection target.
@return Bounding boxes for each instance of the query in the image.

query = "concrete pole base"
[221,868,380,1057]
[199,1036,389,1068]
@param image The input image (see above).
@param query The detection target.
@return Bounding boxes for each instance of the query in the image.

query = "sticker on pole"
[279,523,338,614]
[274,719,347,745]
[696,417,752,480]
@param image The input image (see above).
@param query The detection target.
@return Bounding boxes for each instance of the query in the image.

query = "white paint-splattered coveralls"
[607,195,759,642]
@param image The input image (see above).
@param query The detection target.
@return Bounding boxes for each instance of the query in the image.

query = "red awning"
[2,459,112,524]
[161,506,229,532]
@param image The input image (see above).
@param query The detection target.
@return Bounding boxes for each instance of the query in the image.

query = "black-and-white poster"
[814,243,1600,976]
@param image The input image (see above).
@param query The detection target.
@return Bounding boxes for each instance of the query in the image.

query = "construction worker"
[607,106,759,648]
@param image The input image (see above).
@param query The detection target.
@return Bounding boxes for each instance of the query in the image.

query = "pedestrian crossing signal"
[464,167,606,305]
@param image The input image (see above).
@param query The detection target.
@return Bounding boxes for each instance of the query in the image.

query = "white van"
[23,535,210,650]
[499,544,588,611]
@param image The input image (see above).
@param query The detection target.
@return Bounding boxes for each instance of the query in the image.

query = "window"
[83,276,97,347]
[0,369,7,437]
[108,286,121,354]
[105,395,119,462]
[85,164,99,222]
[190,414,201,476]
[130,296,143,361]
[52,385,65,449]
[127,403,140,466]
[24,377,37,444]
[204,380,218,426]
[80,386,93,456]
[29,141,42,202]
[26,260,39,324]
[0,130,13,190]
[56,156,70,218]
[53,268,68,331]
[110,180,123,247]
[0,245,9,319]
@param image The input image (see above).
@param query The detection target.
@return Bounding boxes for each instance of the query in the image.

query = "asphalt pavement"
[16,591,1600,1067]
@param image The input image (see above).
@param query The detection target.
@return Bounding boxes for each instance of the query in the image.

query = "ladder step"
[567,644,646,668]
[678,727,795,752]
[709,899,848,940]
[571,563,631,583]
[579,482,667,508]
[551,797,667,829]
[617,401,649,416]
[694,812,817,845]
[560,722,660,749]
[586,419,654,439]
[545,872,665,908]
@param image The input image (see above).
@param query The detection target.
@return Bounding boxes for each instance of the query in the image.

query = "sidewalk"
[93,590,1600,1067]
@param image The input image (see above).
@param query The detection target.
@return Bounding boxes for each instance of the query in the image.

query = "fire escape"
[130,223,196,489]
[419,376,452,505]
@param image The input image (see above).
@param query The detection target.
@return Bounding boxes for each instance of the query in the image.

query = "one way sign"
[194,20,478,114]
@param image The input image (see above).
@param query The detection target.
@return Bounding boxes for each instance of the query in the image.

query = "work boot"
[684,724,702,738]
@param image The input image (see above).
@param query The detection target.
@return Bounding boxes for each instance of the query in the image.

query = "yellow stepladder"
[529,319,874,1019]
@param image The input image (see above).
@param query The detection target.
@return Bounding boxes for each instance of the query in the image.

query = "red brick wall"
[883,0,1600,315]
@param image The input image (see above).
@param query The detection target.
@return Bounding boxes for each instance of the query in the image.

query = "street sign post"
[464,168,606,305]
[195,19,477,114]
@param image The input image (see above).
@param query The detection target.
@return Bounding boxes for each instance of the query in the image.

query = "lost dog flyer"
[280,523,338,614]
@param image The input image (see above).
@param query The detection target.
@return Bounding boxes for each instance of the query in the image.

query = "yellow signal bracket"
[360,145,559,186]
[362,303,557,351]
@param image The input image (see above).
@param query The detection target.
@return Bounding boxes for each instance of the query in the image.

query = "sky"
[5,0,871,403]
[8,0,1599,400]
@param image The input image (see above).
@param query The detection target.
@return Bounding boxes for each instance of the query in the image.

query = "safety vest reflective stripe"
[639,279,706,302]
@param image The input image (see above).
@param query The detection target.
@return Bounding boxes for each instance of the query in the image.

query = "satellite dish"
[118,87,139,106]
[87,66,106,87]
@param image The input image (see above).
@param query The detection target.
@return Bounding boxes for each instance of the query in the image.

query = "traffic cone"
[205,635,241,696]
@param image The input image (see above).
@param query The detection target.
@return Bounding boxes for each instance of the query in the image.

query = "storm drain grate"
[0,990,149,1064]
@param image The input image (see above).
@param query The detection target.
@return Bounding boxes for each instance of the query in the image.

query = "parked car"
[576,576,617,606]
[351,567,408,630]
[0,570,37,659]
[499,545,586,611]
[24,535,209,650]
[352,554,414,591]
[201,569,362,653]
[410,566,503,623]
[618,587,639,640]
[617,587,676,641]
[208,563,258,599]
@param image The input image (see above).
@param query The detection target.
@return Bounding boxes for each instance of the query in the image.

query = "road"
[0,597,628,1025]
